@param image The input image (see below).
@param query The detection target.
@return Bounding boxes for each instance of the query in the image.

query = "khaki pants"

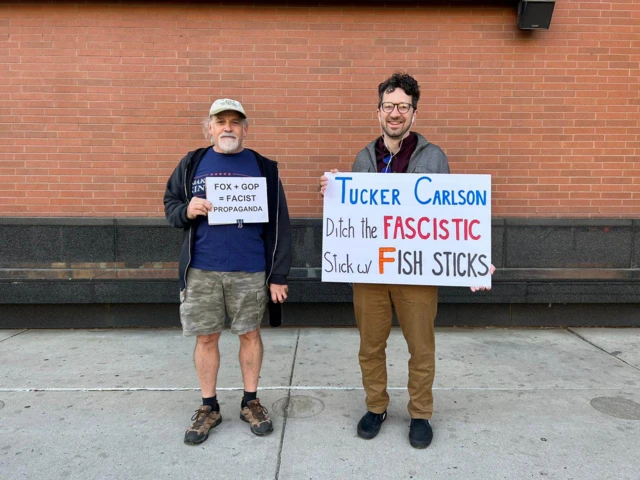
[353,283,438,420]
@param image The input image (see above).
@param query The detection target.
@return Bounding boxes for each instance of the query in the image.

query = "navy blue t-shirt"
[190,148,266,273]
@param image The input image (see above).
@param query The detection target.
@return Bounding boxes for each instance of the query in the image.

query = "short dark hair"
[378,72,420,110]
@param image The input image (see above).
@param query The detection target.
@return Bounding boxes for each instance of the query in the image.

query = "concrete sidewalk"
[1,327,639,480]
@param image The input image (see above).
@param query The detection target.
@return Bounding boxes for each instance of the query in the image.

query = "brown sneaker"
[239,398,273,436]
[184,405,222,445]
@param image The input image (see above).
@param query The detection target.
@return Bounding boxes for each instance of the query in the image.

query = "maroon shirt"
[375,132,418,173]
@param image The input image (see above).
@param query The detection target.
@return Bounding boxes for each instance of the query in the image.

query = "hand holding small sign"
[186,197,213,220]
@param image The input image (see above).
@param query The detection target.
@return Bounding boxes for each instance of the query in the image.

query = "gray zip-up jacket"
[352,132,450,174]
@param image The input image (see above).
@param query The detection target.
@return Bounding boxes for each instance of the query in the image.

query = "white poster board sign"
[322,172,492,287]
[205,177,268,225]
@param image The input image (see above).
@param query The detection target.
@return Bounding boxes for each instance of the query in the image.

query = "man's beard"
[217,134,241,153]
[381,119,411,140]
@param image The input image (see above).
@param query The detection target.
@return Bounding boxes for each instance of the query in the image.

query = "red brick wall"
[2,2,639,218]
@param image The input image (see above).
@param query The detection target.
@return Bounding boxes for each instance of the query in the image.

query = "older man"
[164,98,291,445]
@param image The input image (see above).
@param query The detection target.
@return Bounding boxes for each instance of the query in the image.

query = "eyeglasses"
[380,102,413,114]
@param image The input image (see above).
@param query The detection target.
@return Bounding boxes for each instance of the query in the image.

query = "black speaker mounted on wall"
[517,0,556,30]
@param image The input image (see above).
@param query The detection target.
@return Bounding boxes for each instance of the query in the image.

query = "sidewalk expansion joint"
[0,329,29,343]
[274,327,300,480]
[567,327,640,372]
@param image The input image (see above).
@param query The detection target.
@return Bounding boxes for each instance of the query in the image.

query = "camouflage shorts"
[180,268,267,336]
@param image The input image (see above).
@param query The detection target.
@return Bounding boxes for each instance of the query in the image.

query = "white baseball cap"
[209,98,246,118]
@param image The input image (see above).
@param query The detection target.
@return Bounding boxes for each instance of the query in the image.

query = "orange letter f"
[379,247,396,274]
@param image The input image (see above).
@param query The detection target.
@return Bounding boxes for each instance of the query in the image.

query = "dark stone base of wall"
[2,302,639,329]
[1,217,639,328]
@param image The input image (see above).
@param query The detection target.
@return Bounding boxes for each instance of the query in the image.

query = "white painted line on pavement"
[1,386,636,393]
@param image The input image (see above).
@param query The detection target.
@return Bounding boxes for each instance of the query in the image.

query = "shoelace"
[249,403,269,421]
[191,407,210,424]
